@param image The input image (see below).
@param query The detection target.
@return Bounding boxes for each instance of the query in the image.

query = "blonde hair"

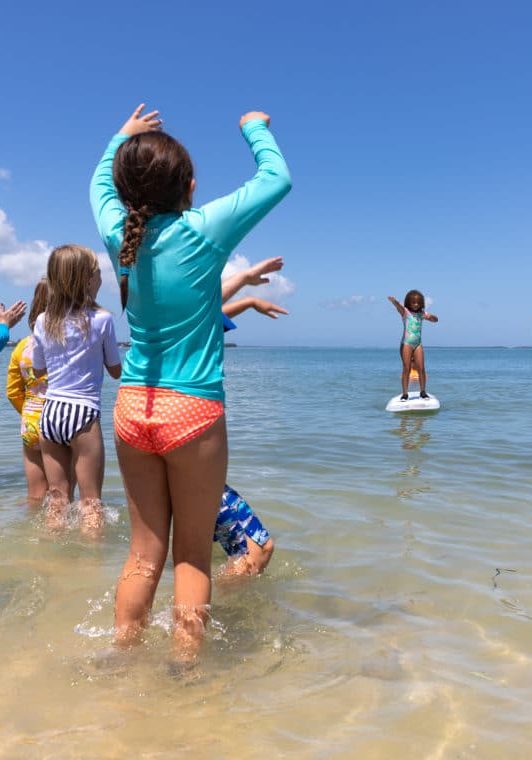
[44,245,99,343]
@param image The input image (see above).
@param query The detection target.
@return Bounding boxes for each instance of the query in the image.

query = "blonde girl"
[90,104,291,657]
[33,245,121,531]
[6,279,50,505]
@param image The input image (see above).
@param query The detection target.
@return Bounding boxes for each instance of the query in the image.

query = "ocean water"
[0,346,531,759]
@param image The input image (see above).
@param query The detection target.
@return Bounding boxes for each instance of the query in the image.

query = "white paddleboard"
[386,391,440,413]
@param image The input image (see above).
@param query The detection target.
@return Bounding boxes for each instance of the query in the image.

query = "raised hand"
[388,296,405,316]
[0,300,26,328]
[245,256,284,286]
[240,111,271,128]
[119,104,162,137]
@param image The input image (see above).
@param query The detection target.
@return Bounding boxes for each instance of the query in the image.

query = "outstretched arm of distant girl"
[387,296,405,317]
[423,311,439,323]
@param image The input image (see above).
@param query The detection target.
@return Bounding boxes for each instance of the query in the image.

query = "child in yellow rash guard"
[7,335,47,448]
[5,279,49,503]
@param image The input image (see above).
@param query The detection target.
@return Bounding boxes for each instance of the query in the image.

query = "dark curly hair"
[404,289,425,312]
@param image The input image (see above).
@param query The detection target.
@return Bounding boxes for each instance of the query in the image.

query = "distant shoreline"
[5,341,530,350]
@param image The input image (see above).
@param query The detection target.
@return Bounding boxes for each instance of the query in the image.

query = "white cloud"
[222,253,295,301]
[0,208,117,291]
[321,294,376,310]
[97,252,118,293]
[0,168,11,181]
[0,209,50,285]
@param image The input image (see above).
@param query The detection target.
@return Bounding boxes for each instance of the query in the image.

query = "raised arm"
[89,134,128,261]
[387,296,406,317]
[221,256,284,303]
[90,104,162,267]
[0,301,26,352]
[187,113,291,254]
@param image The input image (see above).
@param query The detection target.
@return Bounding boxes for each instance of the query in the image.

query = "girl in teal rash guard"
[90,105,291,659]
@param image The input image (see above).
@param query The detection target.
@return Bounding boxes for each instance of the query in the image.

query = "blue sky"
[0,0,531,346]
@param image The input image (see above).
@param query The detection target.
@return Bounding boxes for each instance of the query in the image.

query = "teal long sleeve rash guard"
[0,324,9,352]
[90,119,291,401]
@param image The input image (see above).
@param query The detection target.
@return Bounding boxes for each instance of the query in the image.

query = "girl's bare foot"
[79,497,104,536]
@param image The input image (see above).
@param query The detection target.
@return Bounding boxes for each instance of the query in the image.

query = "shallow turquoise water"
[0,347,531,758]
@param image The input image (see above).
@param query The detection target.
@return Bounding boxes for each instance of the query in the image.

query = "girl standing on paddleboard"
[388,290,438,401]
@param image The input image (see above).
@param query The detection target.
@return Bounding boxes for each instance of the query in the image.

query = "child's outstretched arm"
[222,297,288,320]
[388,296,405,317]
[188,112,291,255]
[222,256,284,303]
[90,104,162,265]
[424,311,439,323]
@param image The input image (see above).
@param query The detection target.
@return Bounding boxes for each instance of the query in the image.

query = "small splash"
[74,591,114,638]
[74,622,114,639]
[151,607,174,635]
[209,616,227,641]
[34,498,119,534]
[103,506,120,524]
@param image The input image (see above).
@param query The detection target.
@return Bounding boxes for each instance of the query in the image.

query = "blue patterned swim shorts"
[213,484,271,557]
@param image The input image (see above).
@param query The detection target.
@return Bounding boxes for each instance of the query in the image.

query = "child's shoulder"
[91,307,112,321]
[10,335,30,358]
[91,307,116,331]
[33,313,45,332]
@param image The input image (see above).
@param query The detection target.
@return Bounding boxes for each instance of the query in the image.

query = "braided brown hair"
[113,131,194,309]
[119,205,150,310]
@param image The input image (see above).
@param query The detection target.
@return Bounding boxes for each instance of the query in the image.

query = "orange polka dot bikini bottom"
[114,386,225,455]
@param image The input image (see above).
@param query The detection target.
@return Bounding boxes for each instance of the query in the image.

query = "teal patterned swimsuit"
[402,308,425,348]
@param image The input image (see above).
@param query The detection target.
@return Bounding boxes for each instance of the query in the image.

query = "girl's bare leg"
[114,436,172,647]
[165,415,228,659]
[39,435,73,529]
[71,419,105,533]
[400,344,414,396]
[22,445,49,507]
[413,346,427,394]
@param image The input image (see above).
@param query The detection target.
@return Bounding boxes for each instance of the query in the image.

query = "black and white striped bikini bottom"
[40,400,100,446]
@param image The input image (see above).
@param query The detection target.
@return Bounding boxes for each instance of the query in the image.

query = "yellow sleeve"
[6,340,26,414]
